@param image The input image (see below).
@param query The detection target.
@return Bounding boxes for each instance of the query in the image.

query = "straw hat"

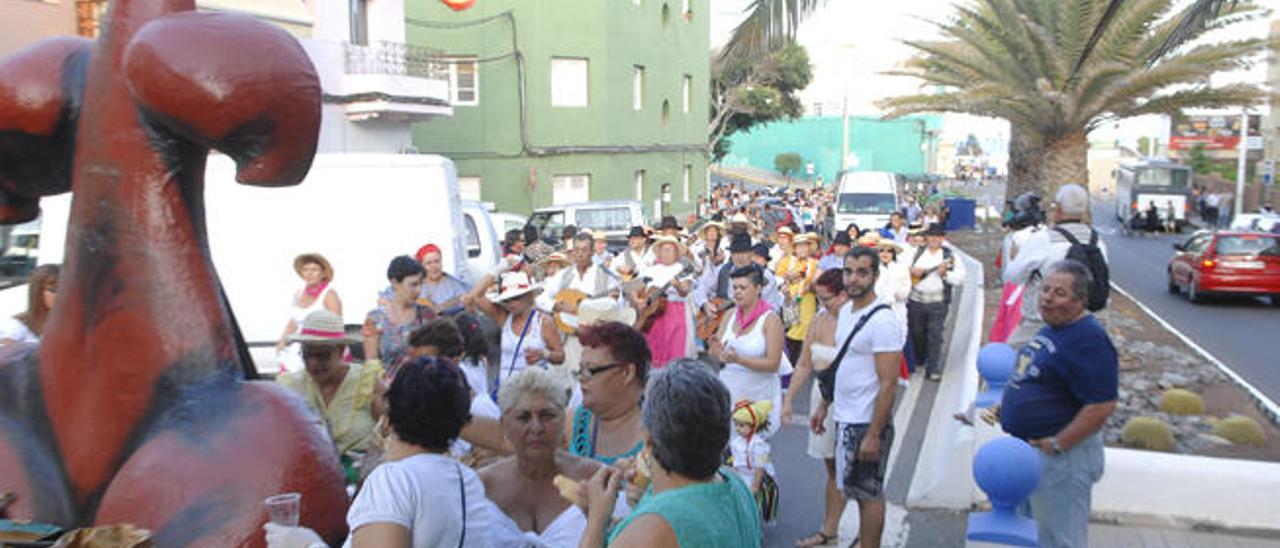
[732,399,773,428]
[577,297,636,326]
[487,271,543,303]
[288,310,358,344]
[591,230,607,242]
[729,212,751,225]
[774,226,795,241]
[793,232,820,247]
[650,234,687,255]
[877,239,904,253]
[539,251,571,266]
[700,220,725,236]
[857,232,883,247]
[293,253,333,281]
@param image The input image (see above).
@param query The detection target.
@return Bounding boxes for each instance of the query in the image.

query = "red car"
[1167,230,1280,305]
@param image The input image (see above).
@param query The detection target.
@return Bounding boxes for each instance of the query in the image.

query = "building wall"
[405,0,710,215]
[719,115,942,185]
[1264,20,1279,183]
[0,0,76,57]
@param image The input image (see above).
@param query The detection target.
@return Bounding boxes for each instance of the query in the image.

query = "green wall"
[720,115,943,186]
[406,0,710,215]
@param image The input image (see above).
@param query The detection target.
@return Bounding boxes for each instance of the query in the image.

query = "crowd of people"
[2,180,1123,547]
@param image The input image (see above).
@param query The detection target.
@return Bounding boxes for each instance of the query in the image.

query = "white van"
[834,171,899,234]
[527,200,646,251]
[4,153,500,370]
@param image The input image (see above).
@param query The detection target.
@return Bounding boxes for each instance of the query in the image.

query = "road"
[1091,198,1280,404]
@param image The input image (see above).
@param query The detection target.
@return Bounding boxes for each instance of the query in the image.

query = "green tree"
[960,134,984,156]
[709,41,812,161]
[880,0,1266,200]
[1188,144,1215,175]
[775,152,803,180]
[1137,136,1153,156]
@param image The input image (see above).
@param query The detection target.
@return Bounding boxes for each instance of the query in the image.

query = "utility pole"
[841,91,850,174]
[1236,111,1248,220]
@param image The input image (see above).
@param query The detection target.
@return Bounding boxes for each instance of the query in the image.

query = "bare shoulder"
[611,513,678,547]
[555,451,602,481]
[478,456,516,489]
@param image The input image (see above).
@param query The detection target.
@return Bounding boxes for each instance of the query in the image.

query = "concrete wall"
[405,0,710,215]
[0,0,76,57]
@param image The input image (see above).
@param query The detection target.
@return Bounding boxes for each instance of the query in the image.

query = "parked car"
[1167,230,1280,305]
[527,200,645,252]
[490,211,529,235]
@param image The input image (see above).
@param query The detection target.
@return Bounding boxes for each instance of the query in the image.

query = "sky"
[710,0,1276,147]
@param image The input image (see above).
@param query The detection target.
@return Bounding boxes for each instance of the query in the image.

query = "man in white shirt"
[613,226,652,280]
[1003,184,1108,349]
[535,234,620,314]
[811,245,904,548]
[907,226,966,381]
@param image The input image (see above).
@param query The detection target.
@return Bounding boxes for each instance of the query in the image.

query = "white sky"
[711,0,1275,145]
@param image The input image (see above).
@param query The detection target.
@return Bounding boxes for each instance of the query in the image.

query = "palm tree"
[880,0,1267,200]
[718,0,828,62]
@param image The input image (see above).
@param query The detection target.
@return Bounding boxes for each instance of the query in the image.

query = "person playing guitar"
[631,235,697,369]
[693,233,756,345]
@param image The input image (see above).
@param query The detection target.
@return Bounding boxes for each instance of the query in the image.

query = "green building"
[406,0,710,217]
[720,115,943,186]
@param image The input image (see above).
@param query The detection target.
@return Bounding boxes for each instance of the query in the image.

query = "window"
[578,208,632,232]
[551,58,589,107]
[662,100,670,126]
[458,176,481,201]
[635,170,645,201]
[682,0,692,19]
[552,174,590,205]
[349,0,369,46]
[528,211,566,240]
[837,193,898,214]
[445,58,479,106]
[463,213,482,258]
[682,75,691,113]
[632,66,645,110]
[682,165,691,202]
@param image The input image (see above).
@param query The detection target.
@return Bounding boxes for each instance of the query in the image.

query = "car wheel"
[1188,280,1203,304]
[1167,271,1179,294]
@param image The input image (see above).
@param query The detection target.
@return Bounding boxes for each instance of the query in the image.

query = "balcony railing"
[344,41,448,80]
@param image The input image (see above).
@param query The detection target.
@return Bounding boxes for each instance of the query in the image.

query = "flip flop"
[795,531,837,547]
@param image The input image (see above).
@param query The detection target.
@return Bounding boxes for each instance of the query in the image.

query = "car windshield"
[528,212,565,239]
[576,207,631,232]
[1215,235,1280,257]
[837,193,897,214]
[1134,168,1189,188]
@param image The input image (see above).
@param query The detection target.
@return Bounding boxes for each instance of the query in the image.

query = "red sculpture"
[0,1,348,545]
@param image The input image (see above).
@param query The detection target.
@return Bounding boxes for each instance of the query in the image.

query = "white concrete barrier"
[905,246,987,510]
[1094,448,1280,531]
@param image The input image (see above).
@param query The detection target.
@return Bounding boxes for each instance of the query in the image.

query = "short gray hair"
[1045,259,1093,302]
[1055,184,1089,218]
[642,358,730,480]
[497,367,571,411]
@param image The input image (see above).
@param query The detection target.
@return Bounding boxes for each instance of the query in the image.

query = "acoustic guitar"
[635,265,695,333]
[696,297,734,341]
[550,261,635,335]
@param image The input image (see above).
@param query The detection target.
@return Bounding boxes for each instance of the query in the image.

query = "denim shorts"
[836,422,894,501]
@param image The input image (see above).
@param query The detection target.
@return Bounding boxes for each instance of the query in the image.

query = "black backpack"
[1053,226,1109,311]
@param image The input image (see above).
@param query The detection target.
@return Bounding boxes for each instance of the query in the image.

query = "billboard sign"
[1169,113,1261,151]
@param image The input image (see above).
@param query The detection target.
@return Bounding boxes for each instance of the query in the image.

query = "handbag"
[816,303,890,402]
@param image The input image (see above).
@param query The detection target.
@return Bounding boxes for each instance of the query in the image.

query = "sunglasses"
[577,362,624,381]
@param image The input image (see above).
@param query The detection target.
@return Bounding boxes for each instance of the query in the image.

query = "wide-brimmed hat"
[924,225,947,237]
[488,271,543,303]
[288,309,358,344]
[793,232,820,247]
[700,221,725,236]
[752,243,772,260]
[729,233,754,253]
[650,234,687,255]
[578,297,637,327]
[732,399,773,428]
[591,231,607,241]
[627,226,647,239]
[729,212,751,225]
[658,215,681,232]
[832,231,852,247]
[877,239,904,253]
[293,253,334,281]
[775,226,795,240]
[857,232,882,247]
[539,252,571,266]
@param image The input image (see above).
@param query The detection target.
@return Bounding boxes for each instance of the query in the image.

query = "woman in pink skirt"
[633,235,696,368]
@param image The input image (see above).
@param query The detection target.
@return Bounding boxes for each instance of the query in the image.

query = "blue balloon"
[972,437,1042,509]
[977,342,1017,384]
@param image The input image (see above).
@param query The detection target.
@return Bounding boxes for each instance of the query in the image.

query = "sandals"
[795,531,837,547]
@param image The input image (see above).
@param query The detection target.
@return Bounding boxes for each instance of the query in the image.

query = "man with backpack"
[1003,184,1110,350]
[907,225,966,381]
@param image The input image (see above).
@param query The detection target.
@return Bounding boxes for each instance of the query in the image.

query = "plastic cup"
[265,492,301,527]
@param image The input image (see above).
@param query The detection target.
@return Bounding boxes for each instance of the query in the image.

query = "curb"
[1108,282,1280,423]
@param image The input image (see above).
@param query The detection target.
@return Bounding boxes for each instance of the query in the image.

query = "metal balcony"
[339,41,452,122]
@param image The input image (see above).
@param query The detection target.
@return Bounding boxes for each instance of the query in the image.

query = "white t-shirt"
[831,299,904,425]
[0,317,37,345]
[344,453,491,548]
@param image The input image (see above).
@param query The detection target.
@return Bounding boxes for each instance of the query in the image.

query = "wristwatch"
[1050,437,1064,455]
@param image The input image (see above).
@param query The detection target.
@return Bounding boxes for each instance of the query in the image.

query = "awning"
[197,0,313,38]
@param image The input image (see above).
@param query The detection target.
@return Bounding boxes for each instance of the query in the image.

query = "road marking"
[1109,282,1280,422]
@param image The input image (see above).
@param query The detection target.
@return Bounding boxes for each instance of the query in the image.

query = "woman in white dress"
[0,264,59,347]
[709,264,785,437]
[780,268,848,547]
[466,270,565,397]
[874,240,912,331]
[479,368,606,548]
[276,253,342,373]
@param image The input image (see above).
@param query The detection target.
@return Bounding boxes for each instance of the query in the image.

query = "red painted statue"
[0,1,348,545]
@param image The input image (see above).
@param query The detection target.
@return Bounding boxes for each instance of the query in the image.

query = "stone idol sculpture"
[0,0,347,545]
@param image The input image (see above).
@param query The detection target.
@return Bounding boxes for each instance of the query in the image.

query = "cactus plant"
[1212,415,1266,446]
[1121,416,1176,451]
[1159,389,1204,416]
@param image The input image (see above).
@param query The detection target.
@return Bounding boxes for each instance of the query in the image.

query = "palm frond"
[718,0,828,63]
[1103,83,1264,124]
[1149,0,1242,60]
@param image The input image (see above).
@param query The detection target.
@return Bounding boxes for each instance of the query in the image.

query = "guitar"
[635,265,695,333]
[910,258,954,286]
[696,297,734,341]
[550,260,635,335]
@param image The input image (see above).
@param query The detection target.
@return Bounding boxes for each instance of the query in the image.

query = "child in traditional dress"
[731,399,778,524]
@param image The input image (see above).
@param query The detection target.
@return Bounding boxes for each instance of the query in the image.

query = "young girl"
[731,399,779,524]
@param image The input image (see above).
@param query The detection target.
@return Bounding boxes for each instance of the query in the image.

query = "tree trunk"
[1006,125,1045,201]
[1042,131,1091,219]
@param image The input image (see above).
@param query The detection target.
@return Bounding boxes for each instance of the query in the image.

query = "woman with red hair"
[413,243,471,316]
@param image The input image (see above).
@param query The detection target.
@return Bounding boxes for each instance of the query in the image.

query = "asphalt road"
[1090,198,1280,404]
